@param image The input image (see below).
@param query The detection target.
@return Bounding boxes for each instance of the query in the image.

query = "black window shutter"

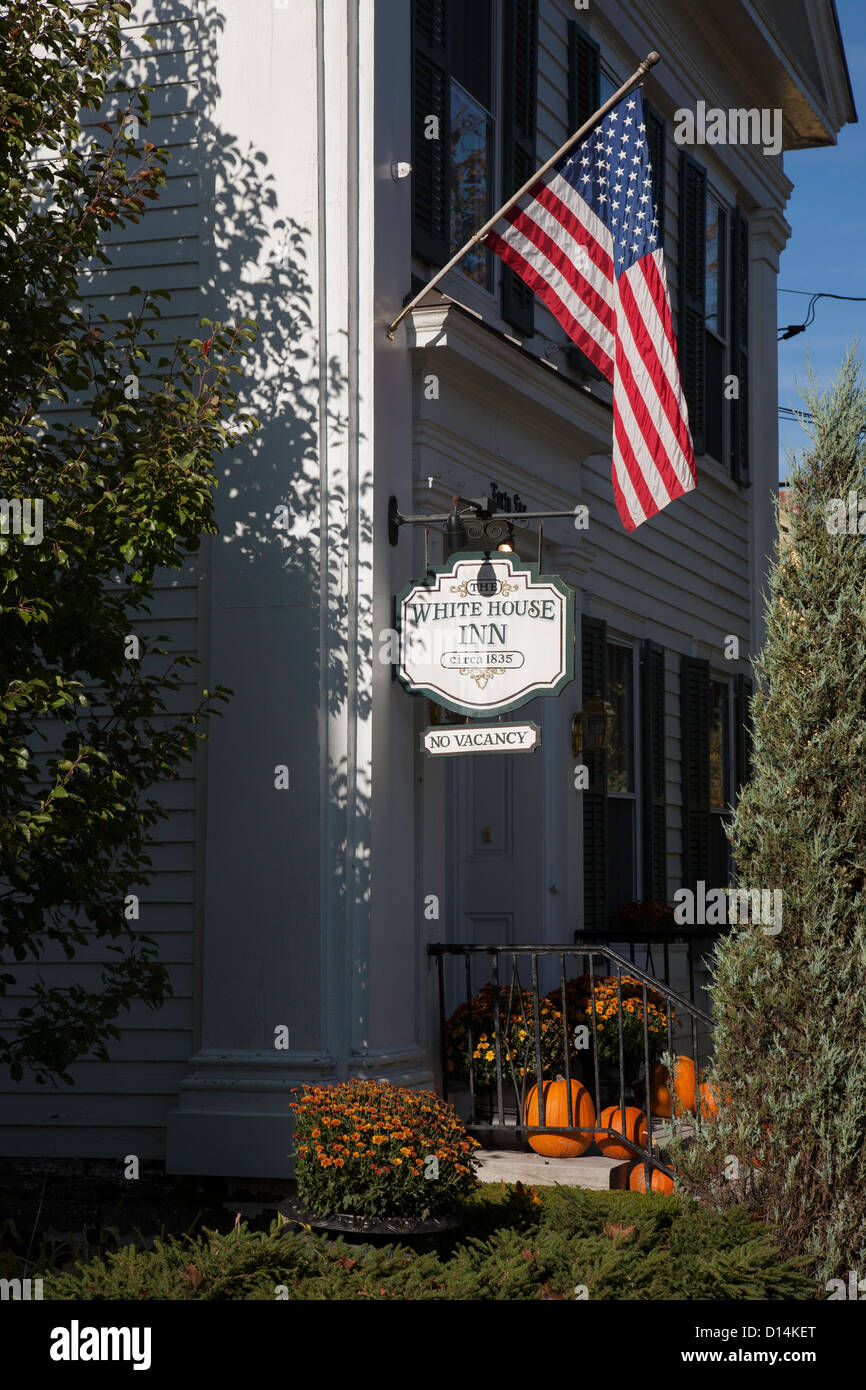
[643,100,666,249]
[565,22,602,377]
[567,21,599,131]
[730,206,750,486]
[582,616,608,932]
[641,640,666,903]
[501,0,538,335]
[680,655,710,894]
[678,152,706,457]
[411,0,450,266]
[734,673,753,797]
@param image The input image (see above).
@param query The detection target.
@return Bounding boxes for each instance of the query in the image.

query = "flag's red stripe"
[615,336,685,503]
[501,201,615,335]
[611,461,639,533]
[523,180,615,282]
[639,254,681,368]
[612,396,660,521]
[486,228,614,379]
[618,264,694,471]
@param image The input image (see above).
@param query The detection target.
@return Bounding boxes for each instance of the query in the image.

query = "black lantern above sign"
[571,691,616,756]
[443,497,514,556]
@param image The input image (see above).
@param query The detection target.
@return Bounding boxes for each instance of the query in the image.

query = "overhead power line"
[777,290,866,341]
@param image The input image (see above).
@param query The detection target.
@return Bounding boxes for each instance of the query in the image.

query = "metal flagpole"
[385,50,659,341]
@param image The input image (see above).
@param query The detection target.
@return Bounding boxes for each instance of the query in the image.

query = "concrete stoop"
[475,1150,631,1189]
[475,1119,691,1189]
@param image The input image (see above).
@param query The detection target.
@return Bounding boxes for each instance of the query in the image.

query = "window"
[606,644,637,916]
[449,2,494,287]
[412,0,539,332]
[678,154,749,481]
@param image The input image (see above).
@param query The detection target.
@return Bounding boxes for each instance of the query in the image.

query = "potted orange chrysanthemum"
[285,1079,479,1235]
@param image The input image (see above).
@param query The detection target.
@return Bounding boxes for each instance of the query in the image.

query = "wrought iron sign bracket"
[387,494,578,548]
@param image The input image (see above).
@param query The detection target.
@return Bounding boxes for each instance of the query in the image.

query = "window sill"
[696,452,745,496]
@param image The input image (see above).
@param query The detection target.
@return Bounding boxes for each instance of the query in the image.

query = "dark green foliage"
[36,1185,816,1301]
[0,2,257,1081]
[681,351,866,1281]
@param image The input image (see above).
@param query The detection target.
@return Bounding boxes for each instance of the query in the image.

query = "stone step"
[475,1149,632,1189]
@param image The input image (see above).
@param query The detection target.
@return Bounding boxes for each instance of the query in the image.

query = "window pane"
[709,680,729,808]
[607,798,636,918]
[600,70,617,103]
[704,331,725,461]
[606,645,634,794]
[450,83,492,284]
[449,0,492,112]
[705,195,726,336]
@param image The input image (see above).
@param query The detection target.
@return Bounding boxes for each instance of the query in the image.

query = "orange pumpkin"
[698,1081,731,1118]
[649,1057,697,1117]
[595,1105,648,1159]
[524,1078,595,1158]
[629,1162,675,1195]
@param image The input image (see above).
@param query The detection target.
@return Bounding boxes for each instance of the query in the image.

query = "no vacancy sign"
[421,722,541,757]
[395,553,575,717]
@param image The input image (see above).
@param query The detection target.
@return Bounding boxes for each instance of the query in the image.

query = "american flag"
[486,89,696,532]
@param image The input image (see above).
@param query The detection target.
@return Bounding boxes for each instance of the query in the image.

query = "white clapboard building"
[3,0,854,1176]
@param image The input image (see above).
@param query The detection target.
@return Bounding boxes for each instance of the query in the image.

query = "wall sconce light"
[571,690,616,757]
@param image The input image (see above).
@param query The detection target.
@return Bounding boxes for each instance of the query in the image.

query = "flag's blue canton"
[558,91,659,278]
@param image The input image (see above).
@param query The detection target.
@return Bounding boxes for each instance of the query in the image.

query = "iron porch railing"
[576,926,726,1006]
[428,942,714,1184]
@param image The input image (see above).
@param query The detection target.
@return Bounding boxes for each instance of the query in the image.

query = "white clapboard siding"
[1,0,205,1158]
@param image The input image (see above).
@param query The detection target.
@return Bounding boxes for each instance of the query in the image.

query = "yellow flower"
[485,1050,494,1061]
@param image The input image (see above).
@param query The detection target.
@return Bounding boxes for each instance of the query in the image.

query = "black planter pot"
[278,1197,462,1238]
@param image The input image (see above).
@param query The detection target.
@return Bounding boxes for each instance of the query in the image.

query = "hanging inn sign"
[395,553,575,751]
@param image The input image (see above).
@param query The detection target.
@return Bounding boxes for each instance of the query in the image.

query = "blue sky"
[776,0,865,481]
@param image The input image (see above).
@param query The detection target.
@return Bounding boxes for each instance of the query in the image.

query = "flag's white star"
[631,241,640,251]
[614,183,622,194]
[627,99,636,109]
[609,112,618,122]
[648,232,657,243]
[640,192,650,203]
[624,116,633,127]
[612,200,620,210]
[639,122,646,132]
